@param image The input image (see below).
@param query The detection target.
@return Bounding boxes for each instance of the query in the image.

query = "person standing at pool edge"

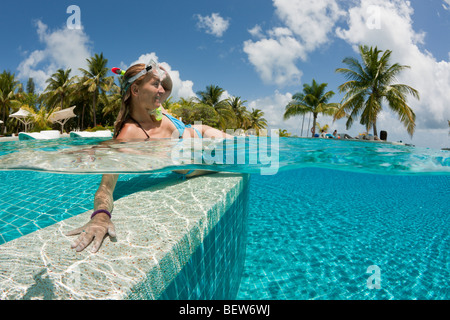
[66,60,230,253]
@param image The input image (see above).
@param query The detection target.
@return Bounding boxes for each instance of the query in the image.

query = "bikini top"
[124,114,202,139]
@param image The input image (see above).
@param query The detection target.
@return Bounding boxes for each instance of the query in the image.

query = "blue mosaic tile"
[158,180,249,300]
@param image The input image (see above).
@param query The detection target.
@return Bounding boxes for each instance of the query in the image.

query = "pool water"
[237,168,449,300]
[0,171,176,244]
[0,171,99,243]
[0,137,449,299]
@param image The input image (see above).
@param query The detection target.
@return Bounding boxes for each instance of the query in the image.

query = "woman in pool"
[66,60,230,253]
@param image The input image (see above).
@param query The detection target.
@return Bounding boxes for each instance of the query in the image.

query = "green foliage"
[0,71,22,133]
[42,68,75,110]
[26,78,35,95]
[278,129,291,137]
[4,47,415,140]
[79,53,114,127]
[284,79,339,137]
[0,53,272,135]
[335,45,419,137]
[85,124,109,132]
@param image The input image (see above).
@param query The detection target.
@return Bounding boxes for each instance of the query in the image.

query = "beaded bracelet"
[91,209,111,219]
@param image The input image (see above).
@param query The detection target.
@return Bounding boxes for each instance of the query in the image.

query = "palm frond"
[335,45,419,136]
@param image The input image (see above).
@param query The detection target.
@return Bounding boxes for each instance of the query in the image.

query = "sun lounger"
[340,133,354,140]
[18,130,61,140]
[69,130,112,138]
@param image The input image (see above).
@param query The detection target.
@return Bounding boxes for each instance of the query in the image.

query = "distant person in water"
[66,60,231,253]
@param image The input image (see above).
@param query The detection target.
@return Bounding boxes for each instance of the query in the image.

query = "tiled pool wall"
[0,172,250,300]
[0,171,180,245]
[155,179,249,300]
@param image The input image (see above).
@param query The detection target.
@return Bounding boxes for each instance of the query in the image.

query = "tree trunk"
[92,91,97,127]
[81,103,85,130]
[307,113,311,137]
[373,121,378,137]
[301,114,305,137]
[311,113,318,137]
[1,105,5,134]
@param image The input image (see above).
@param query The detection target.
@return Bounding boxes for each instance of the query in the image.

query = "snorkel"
[111,67,125,76]
[112,60,165,121]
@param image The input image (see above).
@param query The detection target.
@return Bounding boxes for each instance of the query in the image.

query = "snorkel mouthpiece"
[148,106,163,121]
[155,106,163,121]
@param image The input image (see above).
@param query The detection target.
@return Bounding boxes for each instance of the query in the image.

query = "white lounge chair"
[69,130,112,138]
[18,130,61,140]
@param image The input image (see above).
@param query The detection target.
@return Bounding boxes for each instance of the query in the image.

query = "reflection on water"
[0,137,449,175]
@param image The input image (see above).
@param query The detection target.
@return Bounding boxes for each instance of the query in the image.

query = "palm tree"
[102,83,122,125]
[335,45,419,137]
[43,68,75,112]
[79,53,114,127]
[0,71,21,134]
[170,97,220,127]
[284,79,339,137]
[20,104,55,132]
[314,121,330,134]
[227,96,251,130]
[191,103,220,127]
[278,129,291,137]
[248,108,267,134]
[70,76,93,130]
[23,78,39,109]
[196,85,233,130]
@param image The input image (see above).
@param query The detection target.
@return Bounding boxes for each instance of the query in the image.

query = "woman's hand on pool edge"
[66,214,116,253]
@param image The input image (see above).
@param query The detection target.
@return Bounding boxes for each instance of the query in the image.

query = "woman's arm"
[195,125,234,139]
[94,174,119,213]
[66,174,119,253]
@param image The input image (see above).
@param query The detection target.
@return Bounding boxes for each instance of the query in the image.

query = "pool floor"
[0,167,448,300]
[237,168,449,300]
[0,172,177,244]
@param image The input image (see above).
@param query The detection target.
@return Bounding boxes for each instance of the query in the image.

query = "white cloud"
[273,0,345,50]
[335,0,450,147]
[243,37,306,86]
[17,20,92,92]
[194,13,230,37]
[243,0,344,86]
[248,91,294,130]
[248,24,264,39]
[241,0,449,148]
[443,0,450,10]
[220,90,232,101]
[267,27,293,38]
[128,53,196,100]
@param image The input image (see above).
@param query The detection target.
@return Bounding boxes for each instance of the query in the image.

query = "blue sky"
[1,0,449,149]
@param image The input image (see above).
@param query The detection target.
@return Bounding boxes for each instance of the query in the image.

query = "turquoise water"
[0,137,449,175]
[237,168,449,300]
[0,137,449,299]
[0,171,176,244]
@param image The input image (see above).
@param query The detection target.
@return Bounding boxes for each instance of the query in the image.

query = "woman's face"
[133,71,165,111]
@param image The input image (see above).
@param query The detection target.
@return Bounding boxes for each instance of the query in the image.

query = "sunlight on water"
[0,137,449,175]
